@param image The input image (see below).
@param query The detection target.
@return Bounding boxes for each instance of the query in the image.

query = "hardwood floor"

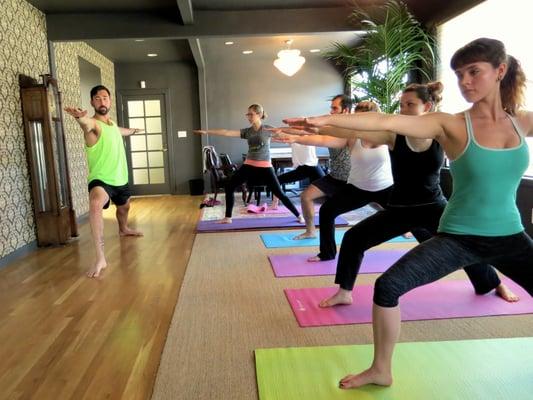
[0,195,201,400]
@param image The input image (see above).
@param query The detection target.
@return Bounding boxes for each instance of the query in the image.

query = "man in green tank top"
[64,85,143,278]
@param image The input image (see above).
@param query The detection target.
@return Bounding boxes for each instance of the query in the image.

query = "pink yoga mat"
[268,249,408,277]
[241,204,320,215]
[285,278,533,327]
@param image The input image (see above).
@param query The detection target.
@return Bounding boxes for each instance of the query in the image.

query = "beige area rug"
[151,230,533,400]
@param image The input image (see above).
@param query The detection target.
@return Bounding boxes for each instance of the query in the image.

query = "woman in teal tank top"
[284,38,533,390]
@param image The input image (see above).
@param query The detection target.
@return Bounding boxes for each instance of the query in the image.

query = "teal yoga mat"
[255,337,533,400]
[260,230,415,248]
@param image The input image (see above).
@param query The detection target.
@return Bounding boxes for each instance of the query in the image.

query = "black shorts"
[310,174,346,197]
[88,179,131,209]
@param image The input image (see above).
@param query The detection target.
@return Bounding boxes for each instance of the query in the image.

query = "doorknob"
[162,147,168,152]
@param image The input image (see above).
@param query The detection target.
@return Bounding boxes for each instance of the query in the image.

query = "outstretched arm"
[317,126,396,148]
[285,112,448,141]
[272,129,348,148]
[119,127,144,137]
[193,129,241,137]
[64,107,98,146]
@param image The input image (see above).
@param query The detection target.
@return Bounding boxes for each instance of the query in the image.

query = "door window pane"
[146,134,163,150]
[148,151,164,168]
[127,101,144,117]
[131,152,148,168]
[133,169,149,184]
[149,168,165,184]
[144,100,161,116]
[146,117,162,133]
[130,135,147,151]
[129,118,145,130]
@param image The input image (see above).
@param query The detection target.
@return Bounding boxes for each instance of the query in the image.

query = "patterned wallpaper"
[0,0,49,258]
[0,0,116,260]
[53,42,116,217]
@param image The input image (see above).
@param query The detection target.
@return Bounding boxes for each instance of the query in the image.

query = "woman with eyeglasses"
[194,104,303,224]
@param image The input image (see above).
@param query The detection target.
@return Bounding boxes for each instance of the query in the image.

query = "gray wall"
[78,57,102,111]
[114,61,202,194]
[203,55,344,164]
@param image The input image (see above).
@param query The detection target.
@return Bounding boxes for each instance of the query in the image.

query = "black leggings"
[317,183,392,260]
[277,165,325,186]
[224,164,300,218]
[335,201,501,296]
[374,231,533,307]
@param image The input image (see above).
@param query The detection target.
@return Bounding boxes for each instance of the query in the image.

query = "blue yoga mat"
[260,230,416,248]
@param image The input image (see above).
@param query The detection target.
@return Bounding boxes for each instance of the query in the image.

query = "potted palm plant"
[328,0,436,113]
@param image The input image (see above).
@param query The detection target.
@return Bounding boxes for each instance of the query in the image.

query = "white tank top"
[347,139,393,191]
[291,143,318,167]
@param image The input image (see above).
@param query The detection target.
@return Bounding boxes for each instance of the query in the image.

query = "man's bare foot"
[297,215,305,224]
[293,231,316,240]
[217,217,232,224]
[87,259,107,278]
[307,255,322,262]
[119,228,143,237]
[495,283,519,302]
[402,232,414,239]
[319,289,353,308]
[339,367,393,389]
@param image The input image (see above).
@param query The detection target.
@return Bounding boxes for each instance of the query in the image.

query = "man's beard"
[95,106,109,116]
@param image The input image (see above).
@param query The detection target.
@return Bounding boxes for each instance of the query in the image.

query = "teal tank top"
[86,120,129,186]
[439,111,529,236]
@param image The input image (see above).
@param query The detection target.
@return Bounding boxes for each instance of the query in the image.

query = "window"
[438,0,533,176]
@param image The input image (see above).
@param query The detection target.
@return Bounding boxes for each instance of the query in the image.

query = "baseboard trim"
[0,240,38,270]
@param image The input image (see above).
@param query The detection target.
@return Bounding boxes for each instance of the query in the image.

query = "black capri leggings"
[277,165,325,186]
[317,183,392,260]
[224,164,300,218]
[374,231,533,307]
[335,201,501,296]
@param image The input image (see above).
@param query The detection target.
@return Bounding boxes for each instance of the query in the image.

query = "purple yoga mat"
[285,278,533,327]
[196,215,347,233]
[269,249,408,277]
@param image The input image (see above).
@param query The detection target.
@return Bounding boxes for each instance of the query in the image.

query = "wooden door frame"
[117,88,177,194]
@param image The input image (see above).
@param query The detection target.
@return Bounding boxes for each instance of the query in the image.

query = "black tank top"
[388,135,446,206]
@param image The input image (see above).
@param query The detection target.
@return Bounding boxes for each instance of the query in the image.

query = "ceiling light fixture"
[242,50,253,55]
[225,41,234,45]
[274,40,306,77]
[134,39,145,42]
[147,53,158,57]
[309,49,321,53]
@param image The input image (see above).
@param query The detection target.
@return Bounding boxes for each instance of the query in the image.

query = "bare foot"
[293,231,316,240]
[297,215,305,224]
[495,283,519,302]
[307,255,322,262]
[217,217,232,224]
[271,199,279,209]
[119,227,143,237]
[319,289,353,308]
[87,259,107,278]
[339,367,393,389]
[402,232,414,239]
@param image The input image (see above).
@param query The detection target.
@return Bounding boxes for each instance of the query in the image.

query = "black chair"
[204,147,239,203]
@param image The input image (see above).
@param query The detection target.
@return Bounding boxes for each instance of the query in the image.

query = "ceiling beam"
[46,8,356,41]
[177,0,194,25]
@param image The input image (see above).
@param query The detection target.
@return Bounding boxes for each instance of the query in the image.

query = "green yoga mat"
[255,337,533,400]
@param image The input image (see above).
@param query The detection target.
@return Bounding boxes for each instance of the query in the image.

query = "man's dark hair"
[90,85,111,99]
[332,94,353,112]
